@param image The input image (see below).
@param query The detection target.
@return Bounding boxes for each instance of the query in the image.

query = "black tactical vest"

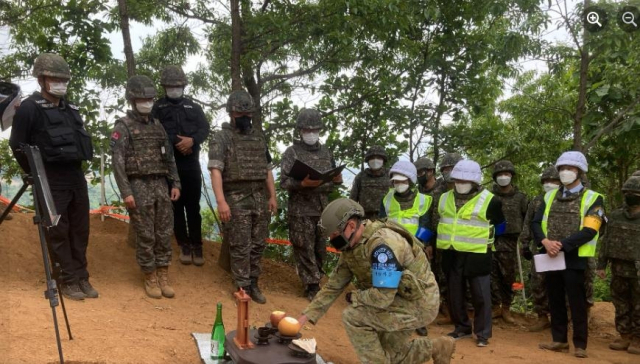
[117,116,169,177]
[221,125,268,183]
[30,95,93,163]
[602,209,640,261]
[154,98,202,150]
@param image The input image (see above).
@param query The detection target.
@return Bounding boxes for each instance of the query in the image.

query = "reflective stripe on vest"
[436,189,494,253]
[383,190,431,235]
[541,189,602,257]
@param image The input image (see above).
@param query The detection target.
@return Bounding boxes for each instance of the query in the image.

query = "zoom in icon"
[584,6,608,32]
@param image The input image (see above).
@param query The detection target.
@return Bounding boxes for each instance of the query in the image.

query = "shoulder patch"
[68,104,79,110]
[111,131,120,140]
[110,131,121,149]
[370,243,403,289]
[183,104,193,109]
[35,99,47,104]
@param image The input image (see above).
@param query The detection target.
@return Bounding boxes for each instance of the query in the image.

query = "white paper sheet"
[534,252,566,272]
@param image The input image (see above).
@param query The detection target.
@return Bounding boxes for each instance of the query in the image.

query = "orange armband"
[583,216,602,231]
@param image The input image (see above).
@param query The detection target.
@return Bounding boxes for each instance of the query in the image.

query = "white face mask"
[135,101,154,115]
[48,81,68,97]
[496,175,511,187]
[368,158,383,170]
[559,170,577,186]
[394,183,409,194]
[302,131,319,145]
[455,182,473,194]
[166,87,183,99]
[543,182,560,192]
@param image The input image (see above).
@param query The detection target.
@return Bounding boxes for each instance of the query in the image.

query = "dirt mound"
[1,213,638,363]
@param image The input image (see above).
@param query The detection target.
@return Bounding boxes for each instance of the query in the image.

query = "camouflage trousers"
[288,215,326,286]
[491,238,518,307]
[433,248,448,307]
[128,177,173,273]
[529,258,549,315]
[585,258,595,307]
[611,275,640,337]
[342,297,435,364]
[222,208,268,288]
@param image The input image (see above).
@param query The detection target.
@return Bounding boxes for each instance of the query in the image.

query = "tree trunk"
[230,0,242,91]
[117,0,135,77]
[574,0,590,151]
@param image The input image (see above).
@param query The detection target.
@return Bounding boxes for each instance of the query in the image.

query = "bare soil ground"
[1,213,637,364]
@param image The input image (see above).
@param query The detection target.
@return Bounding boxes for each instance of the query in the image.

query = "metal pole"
[100,147,106,222]
[516,241,527,312]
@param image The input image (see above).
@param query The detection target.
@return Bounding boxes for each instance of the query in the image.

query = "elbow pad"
[415,227,434,243]
[495,222,507,236]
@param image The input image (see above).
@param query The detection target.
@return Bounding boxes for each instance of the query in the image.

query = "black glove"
[522,247,533,261]
[345,292,352,304]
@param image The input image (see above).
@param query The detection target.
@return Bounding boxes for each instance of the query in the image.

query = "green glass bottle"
[211,302,225,359]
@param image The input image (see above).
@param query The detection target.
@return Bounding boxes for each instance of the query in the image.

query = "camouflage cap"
[492,160,516,179]
[126,75,156,100]
[540,165,560,183]
[440,152,463,170]
[226,90,254,113]
[32,53,71,79]
[365,145,387,162]
[160,65,187,86]
[622,176,640,194]
[318,198,364,238]
[296,108,323,129]
[414,157,435,171]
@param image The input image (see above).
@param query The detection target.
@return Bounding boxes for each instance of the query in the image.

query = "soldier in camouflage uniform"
[435,152,463,196]
[349,145,390,219]
[519,165,560,331]
[281,108,341,301]
[298,198,456,364]
[597,175,640,355]
[415,157,437,195]
[208,90,277,304]
[111,75,182,299]
[490,160,528,324]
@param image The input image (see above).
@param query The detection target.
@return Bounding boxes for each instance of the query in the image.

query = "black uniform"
[9,92,93,285]
[152,96,209,254]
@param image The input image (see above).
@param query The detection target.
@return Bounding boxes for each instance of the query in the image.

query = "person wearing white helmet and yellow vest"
[434,160,506,347]
[379,160,435,337]
[531,151,605,359]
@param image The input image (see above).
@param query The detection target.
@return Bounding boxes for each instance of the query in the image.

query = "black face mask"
[625,194,640,207]
[235,116,252,131]
[417,175,428,186]
[330,221,359,251]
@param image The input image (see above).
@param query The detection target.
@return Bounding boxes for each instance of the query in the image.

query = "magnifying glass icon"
[622,12,638,28]
[587,11,603,27]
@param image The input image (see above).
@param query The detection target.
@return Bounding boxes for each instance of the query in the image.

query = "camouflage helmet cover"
[414,157,436,171]
[226,90,254,113]
[296,108,323,129]
[318,198,364,238]
[126,75,157,101]
[160,65,187,87]
[440,152,463,170]
[365,145,387,162]
[32,53,71,79]
[622,176,640,194]
[540,165,560,183]
[492,160,516,179]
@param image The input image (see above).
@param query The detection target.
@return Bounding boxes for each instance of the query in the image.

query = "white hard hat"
[451,160,482,185]
[556,151,588,172]
[389,160,417,184]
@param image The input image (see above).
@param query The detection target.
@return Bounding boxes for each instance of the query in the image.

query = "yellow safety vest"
[436,189,494,253]
[541,189,602,257]
[382,189,432,235]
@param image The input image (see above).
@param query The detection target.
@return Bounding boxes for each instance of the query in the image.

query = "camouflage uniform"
[597,177,640,342]
[303,220,440,364]
[281,109,337,292]
[520,193,549,316]
[350,146,390,219]
[208,90,272,290]
[111,110,181,272]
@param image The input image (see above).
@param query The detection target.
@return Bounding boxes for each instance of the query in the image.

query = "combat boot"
[431,336,456,364]
[492,305,502,319]
[156,266,175,298]
[179,245,192,265]
[628,336,640,355]
[60,282,86,301]
[538,342,569,352]
[502,305,515,324]
[528,314,550,332]
[144,271,162,299]
[249,277,267,304]
[609,334,631,351]
[192,246,204,266]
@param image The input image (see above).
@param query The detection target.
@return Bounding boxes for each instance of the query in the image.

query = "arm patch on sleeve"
[371,243,403,288]
[109,131,121,148]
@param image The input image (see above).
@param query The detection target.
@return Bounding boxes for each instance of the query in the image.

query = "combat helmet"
[492,160,516,179]
[622,176,640,194]
[440,152,463,171]
[414,157,435,171]
[126,75,156,100]
[32,53,71,79]
[296,108,323,129]
[160,65,187,87]
[365,145,387,162]
[319,198,364,239]
[540,166,560,183]
[226,90,254,113]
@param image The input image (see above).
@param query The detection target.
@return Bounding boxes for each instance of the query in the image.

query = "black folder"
[287,159,346,183]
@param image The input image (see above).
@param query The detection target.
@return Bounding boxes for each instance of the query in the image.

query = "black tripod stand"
[0,146,72,364]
